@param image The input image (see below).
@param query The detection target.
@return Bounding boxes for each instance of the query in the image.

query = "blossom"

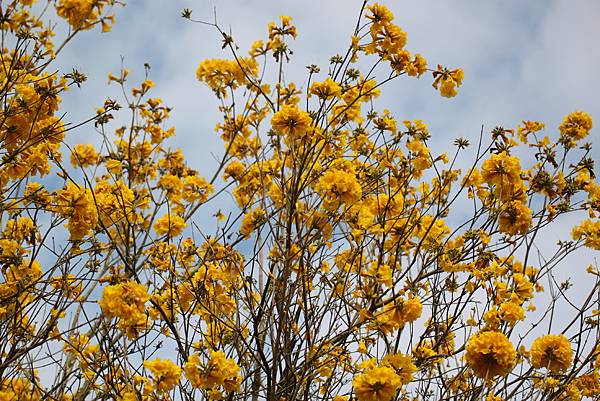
[310,78,342,99]
[432,65,464,98]
[99,281,150,337]
[271,104,313,138]
[530,334,573,373]
[572,219,600,250]
[498,299,526,325]
[366,3,395,27]
[381,353,416,385]
[465,331,516,378]
[184,351,241,392]
[144,358,182,392]
[154,214,186,238]
[517,120,545,143]
[481,151,524,201]
[55,0,113,30]
[70,144,99,167]
[315,159,362,210]
[54,183,99,240]
[559,111,593,141]
[196,58,259,97]
[353,365,402,401]
[240,208,266,239]
[498,200,532,236]
[383,295,422,328]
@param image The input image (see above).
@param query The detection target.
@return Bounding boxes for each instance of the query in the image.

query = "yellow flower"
[310,78,342,99]
[56,0,99,30]
[481,151,524,201]
[512,273,534,301]
[70,144,99,167]
[98,280,150,337]
[572,219,600,250]
[353,365,402,401]
[366,262,393,287]
[154,214,186,238]
[433,65,464,98]
[498,299,526,325]
[498,200,532,236]
[383,295,422,328]
[465,330,516,378]
[404,53,427,77]
[559,110,592,141]
[366,3,394,27]
[0,377,42,401]
[530,334,573,373]
[196,58,259,97]
[381,353,416,385]
[144,358,182,392]
[184,351,241,392]
[54,183,99,240]
[517,120,545,143]
[240,208,266,239]
[575,372,600,397]
[315,159,362,210]
[271,104,313,138]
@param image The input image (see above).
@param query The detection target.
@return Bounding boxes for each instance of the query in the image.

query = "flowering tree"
[0,1,599,401]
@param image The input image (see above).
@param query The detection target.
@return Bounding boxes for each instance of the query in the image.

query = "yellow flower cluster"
[94,179,138,229]
[0,69,67,184]
[572,219,600,250]
[484,295,526,328]
[353,365,401,401]
[481,151,524,200]
[184,351,242,392]
[365,4,427,78]
[381,353,417,385]
[98,280,150,338]
[315,159,362,211]
[0,259,42,320]
[517,120,545,143]
[353,355,415,401]
[70,143,99,167]
[465,330,516,378]
[310,78,342,99]
[240,208,266,238]
[54,183,99,240]
[530,334,573,373]
[432,65,465,98]
[144,358,182,392]
[480,151,533,235]
[55,0,116,31]
[154,213,186,238]
[498,200,532,236]
[266,15,297,61]
[330,78,380,126]
[63,334,101,381]
[375,295,423,333]
[0,377,41,401]
[559,110,593,141]
[196,58,259,97]
[271,104,313,139]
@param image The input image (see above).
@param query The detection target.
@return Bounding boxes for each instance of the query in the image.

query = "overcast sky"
[56,0,600,281]
[58,0,600,156]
